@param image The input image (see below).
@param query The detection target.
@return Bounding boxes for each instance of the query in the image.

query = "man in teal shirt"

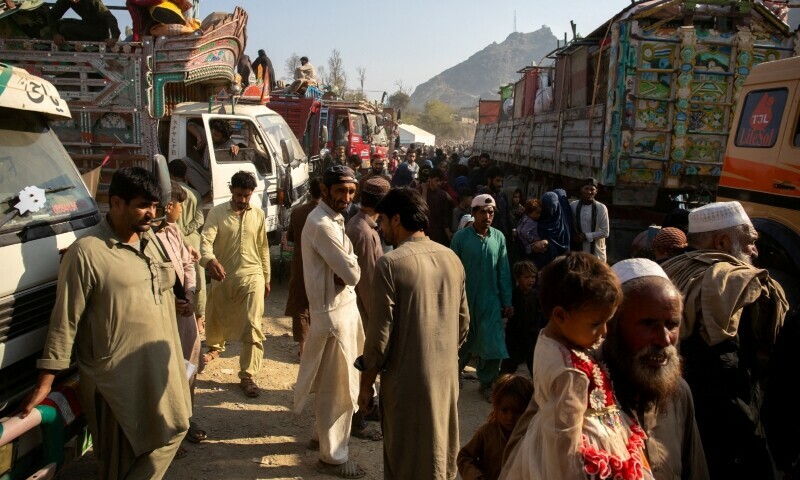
[451,193,513,402]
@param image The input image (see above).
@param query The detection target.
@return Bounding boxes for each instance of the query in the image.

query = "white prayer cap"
[612,258,670,284]
[688,201,751,233]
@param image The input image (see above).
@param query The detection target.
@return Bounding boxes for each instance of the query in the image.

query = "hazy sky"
[110,0,630,100]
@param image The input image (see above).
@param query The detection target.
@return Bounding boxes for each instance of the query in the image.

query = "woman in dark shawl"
[533,190,572,268]
[391,162,414,187]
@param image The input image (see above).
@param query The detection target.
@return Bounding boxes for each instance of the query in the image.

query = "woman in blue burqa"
[532,189,573,268]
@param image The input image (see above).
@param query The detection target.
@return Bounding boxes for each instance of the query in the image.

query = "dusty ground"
[59,263,497,479]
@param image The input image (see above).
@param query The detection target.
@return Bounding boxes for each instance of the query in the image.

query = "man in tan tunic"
[200,171,270,397]
[22,167,191,480]
[358,188,469,479]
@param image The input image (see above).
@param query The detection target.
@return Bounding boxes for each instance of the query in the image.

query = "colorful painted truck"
[473,0,799,210]
[267,92,395,170]
[0,6,309,233]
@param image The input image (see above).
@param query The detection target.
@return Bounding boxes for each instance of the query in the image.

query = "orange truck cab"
[718,55,800,302]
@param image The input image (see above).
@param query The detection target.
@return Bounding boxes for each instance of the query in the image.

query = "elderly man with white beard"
[501,258,709,480]
[661,201,788,480]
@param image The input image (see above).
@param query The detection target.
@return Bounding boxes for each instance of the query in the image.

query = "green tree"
[419,100,457,140]
[389,91,410,111]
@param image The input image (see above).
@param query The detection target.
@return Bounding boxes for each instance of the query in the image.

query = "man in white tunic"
[295,165,366,478]
[569,177,609,262]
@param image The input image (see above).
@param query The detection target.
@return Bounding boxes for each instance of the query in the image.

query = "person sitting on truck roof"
[288,56,317,94]
[44,0,120,48]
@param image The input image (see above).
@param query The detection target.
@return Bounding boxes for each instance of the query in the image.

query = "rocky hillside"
[410,27,558,109]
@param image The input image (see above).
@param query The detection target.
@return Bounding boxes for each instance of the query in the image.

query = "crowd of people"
[17,144,795,480]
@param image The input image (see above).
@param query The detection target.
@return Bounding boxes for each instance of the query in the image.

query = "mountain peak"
[410,26,557,108]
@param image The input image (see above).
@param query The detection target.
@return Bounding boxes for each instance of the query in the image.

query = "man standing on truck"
[200,171,271,398]
[569,178,610,262]
[44,0,120,48]
[661,201,788,480]
[22,167,191,480]
[251,49,276,91]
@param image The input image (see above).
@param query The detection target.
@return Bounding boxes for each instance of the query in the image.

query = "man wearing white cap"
[502,258,709,480]
[661,201,788,479]
[451,193,513,402]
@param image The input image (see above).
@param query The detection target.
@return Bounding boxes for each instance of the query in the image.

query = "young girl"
[516,198,546,258]
[458,374,534,480]
[156,181,207,456]
[501,261,543,375]
[502,252,653,480]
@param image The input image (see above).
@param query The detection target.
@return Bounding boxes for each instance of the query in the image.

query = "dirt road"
[59,275,495,479]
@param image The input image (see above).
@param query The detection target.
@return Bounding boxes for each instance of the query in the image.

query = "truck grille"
[0,283,57,344]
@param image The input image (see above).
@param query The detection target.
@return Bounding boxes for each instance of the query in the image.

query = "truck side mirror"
[280,139,291,165]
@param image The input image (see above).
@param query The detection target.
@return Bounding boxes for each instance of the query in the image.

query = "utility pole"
[514,10,517,33]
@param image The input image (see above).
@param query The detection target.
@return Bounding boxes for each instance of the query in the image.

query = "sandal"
[315,459,366,479]
[174,446,188,459]
[186,425,207,444]
[240,376,260,398]
[351,426,383,441]
[202,349,221,364]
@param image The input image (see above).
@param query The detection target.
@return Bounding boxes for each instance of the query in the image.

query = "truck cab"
[718,56,800,304]
[164,103,309,233]
[0,63,98,478]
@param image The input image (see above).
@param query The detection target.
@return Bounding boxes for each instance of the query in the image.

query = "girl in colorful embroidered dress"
[501,252,653,480]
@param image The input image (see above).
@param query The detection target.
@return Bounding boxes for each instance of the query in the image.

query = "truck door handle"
[774,183,796,190]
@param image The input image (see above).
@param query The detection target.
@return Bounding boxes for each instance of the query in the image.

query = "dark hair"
[168,158,188,178]
[347,154,361,168]
[361,190,385,209]
[230,170,257,190]
[169,181,187,203]
[486,166,503,181]
[512,260,537,279]
[458,187,473,199]
[538,252,622,319]
[309,177,322,199]
[375,188,429,232]
[258,49,266,57]
[300,56,309,62]
[210,119,231,139]
[427,169,444,180]
[108,166,161,204]
[524,198,542,215]
[480,152,491,160]
[488,374,533,422]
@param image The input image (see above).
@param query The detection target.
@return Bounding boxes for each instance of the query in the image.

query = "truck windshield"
[0,108,95,233]
[256,114,306,164]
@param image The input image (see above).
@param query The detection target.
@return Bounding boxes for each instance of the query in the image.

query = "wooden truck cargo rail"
[473,0,799,207]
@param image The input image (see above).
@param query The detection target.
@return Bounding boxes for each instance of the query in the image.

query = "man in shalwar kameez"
[451,193,513,400]
[358,188,469,479]
[295,165,366,479]
[22,167,191,480]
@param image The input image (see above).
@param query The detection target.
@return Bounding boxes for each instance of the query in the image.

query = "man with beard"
[500,258,708,480]
[23,167,191,479]
[356,153,390,202]
[569,177,609,262]
[200,171,270,398]
[358,187,469,479]
[661,201,788,479]
[295,165,366,479]
[605,258,709,480]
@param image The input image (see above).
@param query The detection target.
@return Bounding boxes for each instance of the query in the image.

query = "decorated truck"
[267,92,395,170]
[0,6,309,233]
[473,0,799,212]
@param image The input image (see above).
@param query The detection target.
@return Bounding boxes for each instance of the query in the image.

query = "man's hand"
[175,299,193,316]
[231,145,240,156]
[105,38,117,49]
[265,283,271,298]
[207,259,226,281]
[52,33,66,46]
[187,246,200,262]
[357,384,375,412]
[19,372,56,418]
[502,306,514,318]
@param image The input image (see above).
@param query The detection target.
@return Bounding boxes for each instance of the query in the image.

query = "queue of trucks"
[0,4,314,478]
